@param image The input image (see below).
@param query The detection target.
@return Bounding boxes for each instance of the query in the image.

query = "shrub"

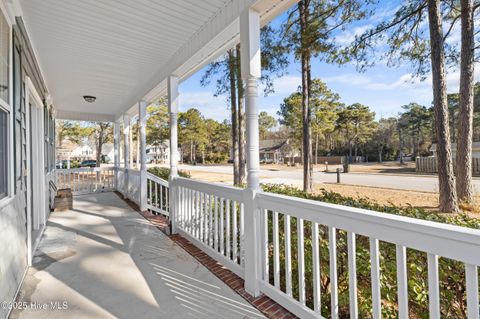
[260,183,480,318]
[147,167,190,180]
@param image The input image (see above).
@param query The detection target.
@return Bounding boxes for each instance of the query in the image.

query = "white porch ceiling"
[18,0,296,121]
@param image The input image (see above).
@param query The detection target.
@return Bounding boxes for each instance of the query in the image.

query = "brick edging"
[115,193,297,319]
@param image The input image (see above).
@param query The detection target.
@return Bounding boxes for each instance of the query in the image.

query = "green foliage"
[336,103,376,156]
[261,183,480,318]
[178,108,231,164]
[146,98,169,148]
[56,120,91,145]
[259,111,277,139]
[179,108,209,163]
[278,78,342,152]
[147,167,190,180]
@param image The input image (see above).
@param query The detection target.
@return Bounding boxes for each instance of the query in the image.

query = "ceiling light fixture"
[83,95,96,103]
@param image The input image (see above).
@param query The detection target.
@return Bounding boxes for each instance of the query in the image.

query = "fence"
[416,156,480,176]
[55,167,116,195]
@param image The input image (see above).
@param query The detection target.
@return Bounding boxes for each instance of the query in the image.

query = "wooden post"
[240,7,261,297]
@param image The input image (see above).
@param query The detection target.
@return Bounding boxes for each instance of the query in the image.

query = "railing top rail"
[56,166,115,173]
[126,168,141,176]
[146,172,169,187]
[173,177,243,202]
[257,191,480,265]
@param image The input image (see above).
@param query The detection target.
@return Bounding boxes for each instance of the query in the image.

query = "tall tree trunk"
[300,0,312,192]
[456,0,475,203]
[190,140,193,163]
[236,44,246,185]
[228,50,240,185]
[428,0,459,212]
[315,133,318,165]
[348,140,353,162]
[96,131,103,168]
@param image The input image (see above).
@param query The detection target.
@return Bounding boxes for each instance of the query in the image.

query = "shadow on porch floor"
[10,192,265,319]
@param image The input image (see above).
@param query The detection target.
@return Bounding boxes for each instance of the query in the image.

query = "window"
[0,9,9,103]
[0,108,7,199]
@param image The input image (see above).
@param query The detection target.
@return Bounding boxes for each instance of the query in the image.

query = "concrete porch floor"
[11,192,265,319]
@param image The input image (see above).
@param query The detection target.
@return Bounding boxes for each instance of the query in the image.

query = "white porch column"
[240,7,261,297]
[113,121,120,190]
[139,101,147,211]
[123,115,131,198]
[168,75,179,234]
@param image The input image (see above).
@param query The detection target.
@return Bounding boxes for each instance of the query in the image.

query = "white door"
[25,77,46,265]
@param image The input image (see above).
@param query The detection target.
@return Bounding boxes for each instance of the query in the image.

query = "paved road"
[175,164,480,193]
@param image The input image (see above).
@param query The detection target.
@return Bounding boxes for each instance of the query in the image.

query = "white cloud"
[261,75,302,95]
[324,65,480,95]
[179,91,230,121]
[335,25,373,46]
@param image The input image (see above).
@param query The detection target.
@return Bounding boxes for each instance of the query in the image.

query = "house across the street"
[259,139,298,164]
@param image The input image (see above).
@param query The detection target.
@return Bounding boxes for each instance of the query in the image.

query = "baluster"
[396,245,408,319]
[209,194,213,247]
[347,232,357,318]
[263,209,269,282]
[312,222,321,313]
[160,183,163,211]
[273,211,280,289]
[155,181,158,208]
[195,191,199,238]
[329,227,338,319]
[199,192,204,242]
[285,215,292,297]
[370,238,381,319]
[240,204,245,268]
[148,179,152,206]
[165,187,170,212]
[214,196,219,251]
[189,189,193,234]
[428,253,440,318]
[298,218,305,305]
[204,192,208,244]
[181,187,186,229]
[466,264,479,319]
[232,202,238,263]
[226,199,231,258]
[220,198,224,254]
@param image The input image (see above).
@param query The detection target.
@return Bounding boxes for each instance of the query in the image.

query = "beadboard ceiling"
[19,0,296,121]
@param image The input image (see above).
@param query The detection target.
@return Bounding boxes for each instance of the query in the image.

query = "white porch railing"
[169,178,480,319]
[171,177,245,278]
[52,168,480,318]
[126,169,140,204]
[55,167,115,195]
[147,172,169,216]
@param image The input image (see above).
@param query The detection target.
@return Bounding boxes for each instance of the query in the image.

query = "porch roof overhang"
[17,0,296,122]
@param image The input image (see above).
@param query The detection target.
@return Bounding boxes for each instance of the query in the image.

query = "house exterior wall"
[0,5,52,318]
[0,196,28,319]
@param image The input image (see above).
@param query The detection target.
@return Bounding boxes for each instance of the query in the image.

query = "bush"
[70,160,80,168]
[147,167,190,180]
[260,183,480,318]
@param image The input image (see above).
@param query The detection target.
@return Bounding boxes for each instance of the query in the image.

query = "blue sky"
[178,2,479,122]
